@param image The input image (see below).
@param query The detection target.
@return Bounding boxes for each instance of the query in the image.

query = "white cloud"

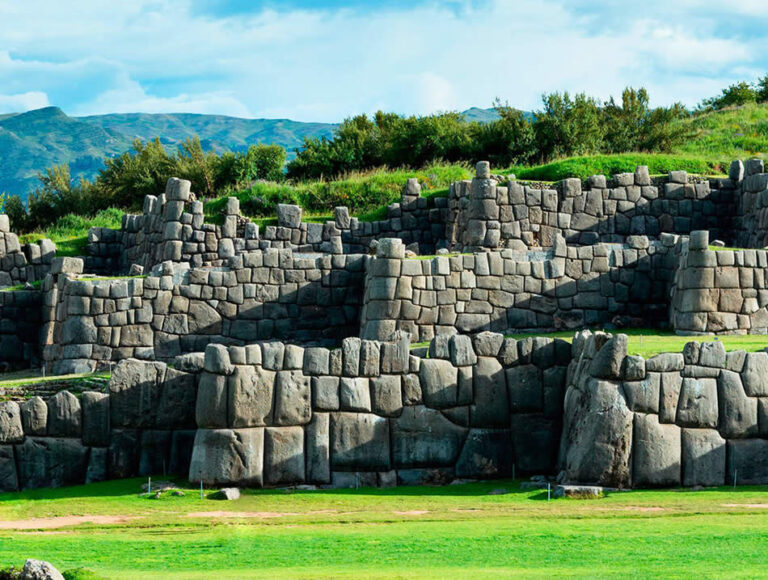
[0,0,764,120]
[0,91,49,113]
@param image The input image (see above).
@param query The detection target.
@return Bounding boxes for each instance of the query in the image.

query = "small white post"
[547,482,551,501]
[734,469,738,491]
[200,480,204,500]
[148,476,151,495]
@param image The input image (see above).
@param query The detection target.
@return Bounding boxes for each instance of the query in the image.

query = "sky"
[0,0,766,122]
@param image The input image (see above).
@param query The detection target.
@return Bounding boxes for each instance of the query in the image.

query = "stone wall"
[360,236,680,342]
[44,249,365,374]
[669,230,768,335]
[560,331,768,487]
[0,289,42,370]
[1,331,570,491]
[0,360,197,491]
[0,215,56,287]
[446,162,737,251]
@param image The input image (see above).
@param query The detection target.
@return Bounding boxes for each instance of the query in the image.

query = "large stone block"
[228,366,275,428]
[264,426,305,485]
[330,412,390,470]
[46,391,81,438]
[306,413,330,484]
[560,378,633,487]
[682,428,725,487]
[741,352,768,396]
[506,364,542,413]
[621,373,660,414]
[589,335,627,380]
[632,413,681,487]
[340,377,371,412]
[510,414,559,474]
[676,378,718,428]
[727,439,768,485]
[0,401,23,443]
[370,375,402,417]
[81,391,110,447]
[190,428,264,487]
[391,405,467,468]
[419,359,458,409]
[455,429,514,478]
[0,445,17,491]
[20,397,46,437]
[273,371,312,426]
[139,430,172,476]
[16,437,89,489]
[156,368,197,430]
[717,370,758,438]
[109,429,140,479]
[471,357,508,427]
[196,372,228,428]
[110,359,166,428]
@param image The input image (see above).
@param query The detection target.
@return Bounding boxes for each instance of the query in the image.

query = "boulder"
[209,487,241,500]
[20,559,64,580]
[419,359,458,409]
[306,413,330,484]
[0,401,23,443]
[189,428,264,487]
[471,357,509,427]
[717,370,758,438]
[277,203,302,228]
[81,391,110,447]
[330,412,390,470]
[272,371,311,426]
[391,405,467,468]
[682,428,725,487]
[589,335,627,380]
[455,429,515,478]
[264,426,305,485]
[676,378,718,428]
[632,413,681,487]
[228,366,275,428]
[560,378,633,487]
[727,439,768,485]
[45,391,81,438]
[20,397,47,436]
[16,437,89,489]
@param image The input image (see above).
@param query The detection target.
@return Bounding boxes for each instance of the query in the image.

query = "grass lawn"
[2,479,768,578]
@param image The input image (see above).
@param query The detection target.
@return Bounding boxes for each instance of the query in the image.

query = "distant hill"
[0,106,504,200]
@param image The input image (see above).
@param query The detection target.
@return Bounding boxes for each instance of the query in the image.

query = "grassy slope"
[2,479,768,578]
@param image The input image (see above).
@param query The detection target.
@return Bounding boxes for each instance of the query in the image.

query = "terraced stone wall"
[44,250,365,374]
[360,236,680,342]
[560,331,768,487]
[446,162,737,251]
[0,290,42,370]
[670,230,768,334]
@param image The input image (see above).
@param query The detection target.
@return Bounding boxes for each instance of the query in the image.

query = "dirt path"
[0,515,137,530]
[186,511,299,519]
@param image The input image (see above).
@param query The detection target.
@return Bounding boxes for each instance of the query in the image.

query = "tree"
[701,81,757,110]
[3,195,26,231]
[533,92,604,160]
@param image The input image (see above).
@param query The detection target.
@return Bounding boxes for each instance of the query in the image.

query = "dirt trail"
[0,515,137,530]
[186,511,299,519]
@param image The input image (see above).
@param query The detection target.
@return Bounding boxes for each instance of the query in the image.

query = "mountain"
[0,106,502,200]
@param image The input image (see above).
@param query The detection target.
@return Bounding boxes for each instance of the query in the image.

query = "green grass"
[0,279,42,291]
[19,208,124,257]
[3,478,768,578]
[203,164,469,223]
[679,102,768,159]
[506,153,728,182]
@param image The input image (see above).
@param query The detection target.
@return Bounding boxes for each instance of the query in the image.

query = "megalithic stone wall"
[669,230,768,334]
[359,236,680,342]
[560,330,768,488]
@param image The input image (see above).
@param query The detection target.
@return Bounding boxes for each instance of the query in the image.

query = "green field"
[2,479,768,578]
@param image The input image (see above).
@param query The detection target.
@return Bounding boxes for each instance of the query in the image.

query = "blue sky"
[0,0,766,121]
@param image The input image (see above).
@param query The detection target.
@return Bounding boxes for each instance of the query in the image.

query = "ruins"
[1,159,768,491]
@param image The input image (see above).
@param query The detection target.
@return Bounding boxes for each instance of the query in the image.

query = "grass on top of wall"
[18,208,125,257]
[505,153,728,183]
[3,478,768,578]
[412,328,768,359]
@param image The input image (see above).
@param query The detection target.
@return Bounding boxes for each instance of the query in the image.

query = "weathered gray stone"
[621,373,660,414]
[306,413,330,484]
[676,377,718,428]
[330,412,390,470]
[303,347,330,375]
[741,352,768,396]
[511,414,559,473]
[20,559,65,580]
[632,413,681,487]
[20,397,47,437]
[506,364,542,413]
[342,337,361,376]
[16,437,89,489]
[419,359,458,409]
[228,366,275,428]
[471,357,509,427]
[561,378,633,487]
[0,401,23,443]
[264,426,305,485]
[455,429,514,478]
[727,439,768,485]
[449,334,477,366]
[682,428,725,487]
[391,405,467,468]
[196,372,228,428]
[370,375,402,417]
[189,428,264,487]
[81,391,110,447]
[717,370,758,438]
[699,341,726,368]
[312,376,340,411]
[622,355,646,381]
[109,429,139,479]
[46,391,81,438]
[204,344,234,375]
[472,331,504,357]
[273,370,311,426]
[646,353,684,373]
[340,377,371,412]
[262,342,285,371]
[589,335,627,380]
[277,203,302,228]
[0,445,17,491]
